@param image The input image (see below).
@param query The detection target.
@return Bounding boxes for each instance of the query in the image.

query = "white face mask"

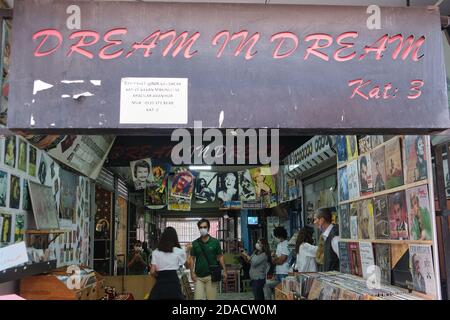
[199,228,209,237]
[255,243,262,251]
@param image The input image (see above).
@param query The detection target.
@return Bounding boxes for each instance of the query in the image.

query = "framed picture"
[28,180,60,230]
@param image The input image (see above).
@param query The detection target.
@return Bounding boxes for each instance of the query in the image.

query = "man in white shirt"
[264,226,290,299]
[314,208,340,272]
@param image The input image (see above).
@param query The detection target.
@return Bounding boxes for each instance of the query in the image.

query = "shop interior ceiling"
[4,0,450,14]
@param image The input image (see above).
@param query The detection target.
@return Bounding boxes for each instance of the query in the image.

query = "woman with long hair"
[295,227,318,272]
[240,238,270,300]
[149,227,188,300]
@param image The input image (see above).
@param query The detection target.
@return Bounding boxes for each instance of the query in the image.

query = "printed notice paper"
[0,242,28,271]
[120,77,188,124]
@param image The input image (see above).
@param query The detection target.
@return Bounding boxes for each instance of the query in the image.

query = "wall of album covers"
[335,135,439,299]
[0,135,92,269]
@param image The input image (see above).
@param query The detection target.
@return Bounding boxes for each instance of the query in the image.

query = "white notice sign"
[120,77,188,124]
[0,242,29,272]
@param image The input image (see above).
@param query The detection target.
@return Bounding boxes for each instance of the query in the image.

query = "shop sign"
[286,136,336,177]
[7,1,449,132]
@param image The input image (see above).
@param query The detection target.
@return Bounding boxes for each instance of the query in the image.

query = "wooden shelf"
[338,238,433,245]
[337,135,399,169]
[338,179,429,205]
[25,230,67,235]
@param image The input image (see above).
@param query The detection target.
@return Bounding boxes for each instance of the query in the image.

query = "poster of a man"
[130,158,153,190]
[170,170,194,198]
[4,136,16,168]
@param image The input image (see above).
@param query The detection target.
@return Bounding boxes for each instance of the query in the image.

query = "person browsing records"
[295,227,318,272]
[189,219,227,300]
[149,227,189,300]
[314,208,340,272]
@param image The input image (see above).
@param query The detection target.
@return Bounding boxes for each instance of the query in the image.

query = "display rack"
[0,260,57,284]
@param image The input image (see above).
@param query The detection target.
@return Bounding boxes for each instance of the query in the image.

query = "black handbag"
[198,241,222,282]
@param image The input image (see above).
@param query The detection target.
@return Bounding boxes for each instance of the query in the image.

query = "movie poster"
[170,169,195,199]
[409,244,436,297]
[358,199,374,239]
[346,136,358,162]
[130,158,153,191]
[336,135,347,165]
[28,145,37,177]
[374,196,390,239]
[217,172,240,209]
[17,138,27,173]
[14,214,24,242]
[47,135,116,180]
[338,166,349,202]
[374,243,391,285]
[385,137,404,189]
[358,154,373,196]
[194,171,218,204]
[1,213,11,244]
[338,204,351,239]
[144,161,170,209]
[0,170,7,207]
[371,146,386,192]
[350,202,358,240]
[358,136,372,154]
[388,191,409,240]
[347,160,360,200]
[4,136,16,168]
[406,185,432,241]
[9,175,20,209]
[403,136,428,184]
[249,167,277,208]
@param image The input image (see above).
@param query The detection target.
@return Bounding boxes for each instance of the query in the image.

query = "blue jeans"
[251,279,266,300]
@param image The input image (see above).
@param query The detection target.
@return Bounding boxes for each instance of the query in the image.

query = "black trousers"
[149,270,185,300]
[251,279,266,300]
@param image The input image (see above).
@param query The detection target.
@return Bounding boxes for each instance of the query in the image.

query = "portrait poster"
[338,204,351,239]
[130,158,153,191]
[374,196,390,239]
[167,175,191,211]
[217,172,240,210]
[59,168,78,221]
[169,169,194,200]
[350,202,358,240]
[409,244,436,297]
[1,213,11,243]
[194,171,218,204]
[14,215,24,242]
[9,175,20,209]
[357,199,374,240]
[338,166,348,202]
[371,146,386,192]
[28,145,37,177]
[147,160,171,189]
[358,136,372,154]
[4,136,16,168]
[238,170,256,203]
[346,136,358,162]
[38,152,48,185]
[0,170,7,207]
[47,135,116,180]
[347,160,360,200]
[336,135,347,165]
[17,139,27,173]
[358,154,373,196]
[28,181,60,230]
[405,185,432,241]
[385,137,404,189]
[249,167,277,208]
[388,191,409,240]
[403,136,428,184]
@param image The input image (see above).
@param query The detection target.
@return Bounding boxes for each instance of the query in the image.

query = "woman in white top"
[295,227,318,273]
[149,227,188,300]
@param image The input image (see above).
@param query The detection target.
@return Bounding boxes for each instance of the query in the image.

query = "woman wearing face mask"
[240,239,270,300]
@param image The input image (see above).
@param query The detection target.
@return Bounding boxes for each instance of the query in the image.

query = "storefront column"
[240,210,249,253]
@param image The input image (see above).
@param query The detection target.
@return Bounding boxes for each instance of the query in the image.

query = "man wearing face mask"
[128,241,148,275]
[189,219,227,300]
[314,208,340,272]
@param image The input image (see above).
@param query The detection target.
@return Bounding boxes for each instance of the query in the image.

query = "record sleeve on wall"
[338,166,349,202]
[338,241,350,274]
[29,181,60,230]
[338,204,350,239]
[357,199,374,240]
[374,243,391,285]
[403,135,428,184]
[350,202,358,240]
[336,135,347,165]
[359,241,375,280]
[217,172,240,210]
[347,160,360,200]
[385,137,404,189]
[358,136,372,154]
[358,154,373,196]
[346,136,358,162]
[405,185,432,241]
[374,195,390,239]
[371,145,386,192]
[388,191,409,240]
[409,244,436,297]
